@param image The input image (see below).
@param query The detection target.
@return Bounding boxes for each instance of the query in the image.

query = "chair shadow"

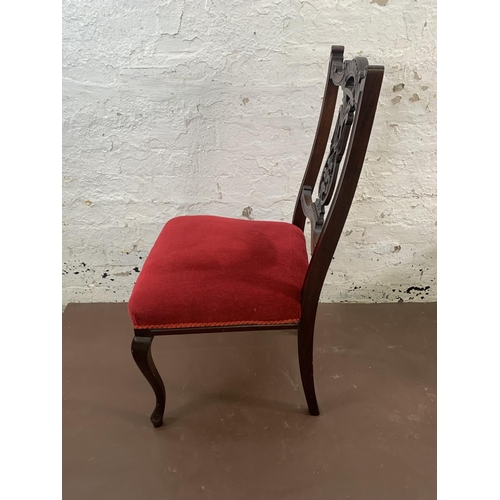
[161,387,358,426]
[67,388,355,432]
[317,388,360,415]
[163,390,307,421]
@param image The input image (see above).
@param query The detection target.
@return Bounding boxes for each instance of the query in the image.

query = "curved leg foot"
[131,334,166,428]
[298,326,320,416]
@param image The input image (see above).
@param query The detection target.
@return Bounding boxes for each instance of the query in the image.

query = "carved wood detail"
[300,48,369,251]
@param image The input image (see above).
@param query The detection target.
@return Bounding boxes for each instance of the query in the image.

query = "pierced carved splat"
[299,47,369,251]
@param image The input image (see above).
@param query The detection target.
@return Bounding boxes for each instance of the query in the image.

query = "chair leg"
[131,334,166,428]
[298,325,320,416]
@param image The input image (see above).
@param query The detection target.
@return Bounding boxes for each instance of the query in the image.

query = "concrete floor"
[63,302,436,500]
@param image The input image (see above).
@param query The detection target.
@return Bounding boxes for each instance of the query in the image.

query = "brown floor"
[63,302,436,500]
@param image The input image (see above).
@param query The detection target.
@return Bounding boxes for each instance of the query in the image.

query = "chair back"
[292,46,384,321]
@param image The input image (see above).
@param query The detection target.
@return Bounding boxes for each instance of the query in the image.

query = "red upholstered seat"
[128,215,309,329]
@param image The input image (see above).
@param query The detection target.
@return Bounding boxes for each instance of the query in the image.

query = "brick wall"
[62,0,437,304]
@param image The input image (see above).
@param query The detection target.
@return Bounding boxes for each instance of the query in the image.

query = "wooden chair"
[129,46,384,427]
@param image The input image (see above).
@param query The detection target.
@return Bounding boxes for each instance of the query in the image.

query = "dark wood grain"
[296,53,384,412]
[298,323,319,415]
[147,323,299,335]
[131,334,166,427]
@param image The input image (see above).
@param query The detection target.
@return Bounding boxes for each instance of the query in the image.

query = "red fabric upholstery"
[128,215,309,329]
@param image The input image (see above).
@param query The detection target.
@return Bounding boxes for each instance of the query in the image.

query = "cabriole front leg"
[131,333,166,428]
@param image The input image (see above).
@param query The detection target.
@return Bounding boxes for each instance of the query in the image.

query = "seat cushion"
[128,215,309,329]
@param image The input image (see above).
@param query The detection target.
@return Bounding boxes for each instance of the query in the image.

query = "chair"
[129,45,384,427]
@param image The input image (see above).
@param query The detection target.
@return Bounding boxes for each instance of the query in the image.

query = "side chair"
[129,45,384,427]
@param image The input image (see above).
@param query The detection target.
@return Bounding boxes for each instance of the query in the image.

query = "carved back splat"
[316,56,367,217]
[292,45,383,316]
[293,46,382,250]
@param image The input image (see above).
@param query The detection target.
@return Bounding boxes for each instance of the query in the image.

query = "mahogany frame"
[131,45,384,427]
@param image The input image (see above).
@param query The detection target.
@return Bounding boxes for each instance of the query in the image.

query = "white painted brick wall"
[62,0,436,305]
